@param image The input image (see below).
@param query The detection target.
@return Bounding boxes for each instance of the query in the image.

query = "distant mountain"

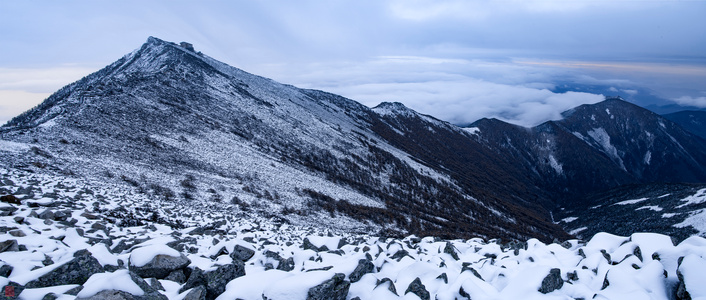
[469,98,706,202]
[663,110,706,140]
[0,37,567,241]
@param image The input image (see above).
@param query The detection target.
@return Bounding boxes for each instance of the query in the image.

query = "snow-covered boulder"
[75,269,167,300]
[129,245,191,279]
[24,249,103,288]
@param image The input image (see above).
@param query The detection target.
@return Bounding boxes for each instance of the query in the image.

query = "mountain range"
[2,37,705,242]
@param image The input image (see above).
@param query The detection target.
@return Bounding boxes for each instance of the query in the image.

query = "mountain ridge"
[0,37,569,241]
[2,37,706,241]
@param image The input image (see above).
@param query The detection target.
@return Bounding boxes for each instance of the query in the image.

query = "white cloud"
[258,56,604,127]
[672,96,706,108]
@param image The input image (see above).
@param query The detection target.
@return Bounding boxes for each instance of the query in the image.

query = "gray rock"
[303,238,328,252]
[230,245,255,261]
[0,264,13,277]
[461,264,483,280]
[127,271,168,300]
[443,242,459,260]
[65,286,84,296]
[0,281,24,300]
[390,249,409,261]
[149,278,165,291]
[183,286,207,300]
[374,278,397,295]
[165,269,186,284]
[404,277,430,300]
[25,249,104,288]
[0,207,17,217]
[208,246,228,260]
[39,209,55,220]
[538,268,564,294]
[0,240,19,253]
[277,257,295,272]
[179,268,206,294]
[306,273,349,300]
[348,259,374,283]
[205,262,245,299]
[76,290,134,300]
[81,212,100,220]
[676,257,690,300]
[41,293,59,300]
[129,252,191,279]
[436,273,448,284]
[8,230,25,237]
[633,246,643,262]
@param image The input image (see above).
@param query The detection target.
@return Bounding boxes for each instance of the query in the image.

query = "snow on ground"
[637,205,663,212]
[677,188,706,208]
[587,127,626,170]
[614,197,649,206]
[0,168,705,300]
[561,217,578,223]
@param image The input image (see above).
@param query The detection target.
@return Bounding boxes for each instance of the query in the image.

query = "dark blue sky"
[1,0,705,125]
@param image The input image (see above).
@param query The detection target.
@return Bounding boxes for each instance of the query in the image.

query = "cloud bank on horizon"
[0,0,704,126]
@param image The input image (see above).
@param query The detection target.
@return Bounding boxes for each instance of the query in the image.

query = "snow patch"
[614,198,649,206]
[676,188,706,208]
[463,127,480,135]
[569,227,587,235]
[644,151,651,165]
[587,127,626,170]
[561,217,578,223]
[636,205,663,212]
[0,140,30,153]
[675,208,706,234]
[548,154,563,175]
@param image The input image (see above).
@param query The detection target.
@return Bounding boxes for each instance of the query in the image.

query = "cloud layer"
[0,0,704,125]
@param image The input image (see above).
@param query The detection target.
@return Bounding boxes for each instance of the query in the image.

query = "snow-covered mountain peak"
[372,102,416,117]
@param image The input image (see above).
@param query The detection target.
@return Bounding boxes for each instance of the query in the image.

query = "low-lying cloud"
[672,96,706,108]
[261,56,605,127]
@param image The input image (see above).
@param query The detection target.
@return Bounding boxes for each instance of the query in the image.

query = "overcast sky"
[1,0,705,126]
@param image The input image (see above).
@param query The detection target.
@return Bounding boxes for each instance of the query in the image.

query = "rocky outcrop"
[129,253,191,279]
[25,249,103,288]
[306,273,350,300]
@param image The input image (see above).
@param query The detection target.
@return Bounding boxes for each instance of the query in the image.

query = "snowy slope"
[0,37,566,242]
[557,183,706,241]
[1,168,705,300]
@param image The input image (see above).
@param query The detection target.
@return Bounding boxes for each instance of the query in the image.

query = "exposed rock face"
[25,249,103,288]
[205,262,245,299]
[348,259,374,283]
[405,277,430,300]
[183,286,207,300]
[230,245,255,261]
[129,253,191,279]
[538,268,564,294]
[0,240,19,253]
[443,242,460,260]
[306,273,350,300]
